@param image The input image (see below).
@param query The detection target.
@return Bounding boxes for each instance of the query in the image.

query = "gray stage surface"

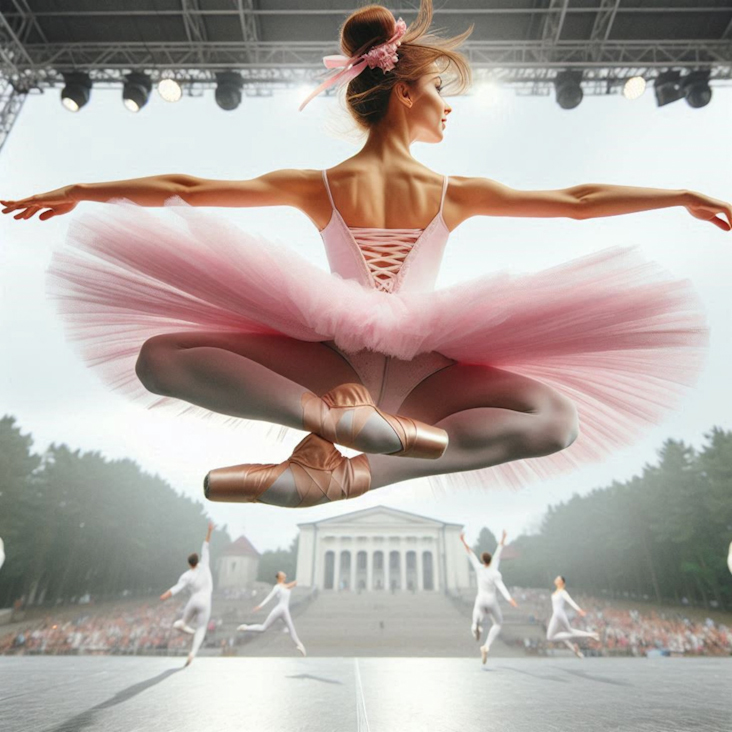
[0,656,730,732]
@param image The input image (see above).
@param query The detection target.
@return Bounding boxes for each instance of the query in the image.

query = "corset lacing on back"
[347,227,423,292]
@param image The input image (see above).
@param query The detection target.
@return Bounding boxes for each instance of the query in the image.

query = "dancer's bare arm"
[0,169,312,221]
[452,176,731,231]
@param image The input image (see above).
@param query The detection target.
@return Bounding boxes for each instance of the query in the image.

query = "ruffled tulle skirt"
[47,198,708,490]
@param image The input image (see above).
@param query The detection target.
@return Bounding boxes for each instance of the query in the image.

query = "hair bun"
[341,5,396,57]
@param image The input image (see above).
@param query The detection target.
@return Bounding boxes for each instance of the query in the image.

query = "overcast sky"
[1,79,730,553]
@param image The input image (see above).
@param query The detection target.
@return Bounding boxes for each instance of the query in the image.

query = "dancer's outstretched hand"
[684,192,732,232]
[510,598,518,608]
[1,185,78,221]
[252,604,262,613]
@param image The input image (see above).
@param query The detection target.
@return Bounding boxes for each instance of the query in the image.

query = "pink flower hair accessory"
[299,17,408,111]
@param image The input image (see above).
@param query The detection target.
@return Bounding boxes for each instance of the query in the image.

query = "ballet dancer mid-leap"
[546,576,599,658]
[1,0,723,506]
[237,571,306,656]
[460,529,517,663]
[160,521,214,667]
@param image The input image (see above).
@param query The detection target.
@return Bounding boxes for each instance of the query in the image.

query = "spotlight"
[123,73,152,113]
[158,76,182,103]
[554,71,583,110]
[681,70,712,109]
[61,73,92,112]
[622,76,646,101]
[215,72,243,111]
[653,70,684,107]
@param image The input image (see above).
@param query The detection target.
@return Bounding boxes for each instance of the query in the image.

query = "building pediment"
[299,505,459,530]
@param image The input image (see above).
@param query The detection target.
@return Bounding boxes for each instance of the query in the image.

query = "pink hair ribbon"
[299,17,407,112]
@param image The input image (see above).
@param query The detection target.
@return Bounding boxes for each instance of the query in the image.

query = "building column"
[416,549,423,591]
[333,546,341,591]
[401,549,408,591]
[366,547,373,592]
[386,549,391,591]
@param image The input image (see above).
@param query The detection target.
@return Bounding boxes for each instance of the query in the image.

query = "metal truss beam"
[3,7,732,19]
[5,39,730,75]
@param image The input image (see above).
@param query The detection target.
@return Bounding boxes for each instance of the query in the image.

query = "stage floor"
[1,656,730,732]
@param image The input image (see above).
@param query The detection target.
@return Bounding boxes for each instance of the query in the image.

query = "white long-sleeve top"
[551,589,581,615]
[169,540,212,597]
[468,545,512,602]
[259,583,292,610]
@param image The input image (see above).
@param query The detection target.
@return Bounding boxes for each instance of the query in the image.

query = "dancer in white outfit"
[546,576,599,658]
[160,521,214,666]
[727,541,732,575]
[460,529,518,664]
[0,537,5,571]
[237,571,306,656]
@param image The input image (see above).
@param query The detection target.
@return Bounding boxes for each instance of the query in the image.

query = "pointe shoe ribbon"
[204,434,371,508]
[302,383,448,459]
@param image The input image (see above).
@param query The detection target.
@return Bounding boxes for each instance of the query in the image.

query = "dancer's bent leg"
[136,332,402,454]
[368,364,579,489]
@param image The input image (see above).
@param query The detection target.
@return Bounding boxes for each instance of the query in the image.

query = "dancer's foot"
[572,644,584,659]
[472,624,481,642]
[204,434,371,507]
[173,619,196,635]
[296,642,307,657]
[302,384,448,459]
[236,624,250,632]
[184,653,194,667]
[480,645,489,664]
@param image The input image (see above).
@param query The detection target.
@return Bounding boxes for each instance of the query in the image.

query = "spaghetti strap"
[439,175,449,214]
[321,170,337,211]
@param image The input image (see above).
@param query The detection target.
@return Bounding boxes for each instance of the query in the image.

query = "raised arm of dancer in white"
[160,520,215,667]
[460,529,517,664]
[546,576,599,658]
[237,571,306,656]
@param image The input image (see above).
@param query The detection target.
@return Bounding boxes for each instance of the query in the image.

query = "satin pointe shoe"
[203,433,371,508]
[301,383,448,459]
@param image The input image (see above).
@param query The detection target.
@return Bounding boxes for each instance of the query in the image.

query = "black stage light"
[61,72,92,112]
[554,71,583,110]
[654,70,684,107]
[123,73,153,113]
[682,70,712,109]
[215,72,244,111]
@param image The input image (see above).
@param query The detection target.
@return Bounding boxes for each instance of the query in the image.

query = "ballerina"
[546,576,600,658]
[237,571,306,656]
[1,0,724,507]
[160,521,214,666]
[460,529,518,664]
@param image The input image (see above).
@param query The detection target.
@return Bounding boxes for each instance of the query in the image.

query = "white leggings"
[546,611,596,651]
[247,605,301,647]
[181,593,211,657]
[472,593,503,650]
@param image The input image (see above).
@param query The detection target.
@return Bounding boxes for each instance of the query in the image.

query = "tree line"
[506,430,732,609]
[1,415,730,610]
[0,415,231,607]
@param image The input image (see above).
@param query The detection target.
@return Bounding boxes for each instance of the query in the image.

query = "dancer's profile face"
[277,571,286,582]
[404,63,452,144]
[554,576,564,589]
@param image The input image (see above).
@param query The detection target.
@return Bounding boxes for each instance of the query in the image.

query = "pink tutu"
[47,198,708,490]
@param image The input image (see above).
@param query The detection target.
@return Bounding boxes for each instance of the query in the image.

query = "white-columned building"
[217,536,261,589]
[295,506,471,592]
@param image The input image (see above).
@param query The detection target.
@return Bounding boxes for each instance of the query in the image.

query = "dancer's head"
[554,575,566,589]
[276,571,286,582]
[308,0,472,142]
[481,551,492,566]
[188,552,199,568]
